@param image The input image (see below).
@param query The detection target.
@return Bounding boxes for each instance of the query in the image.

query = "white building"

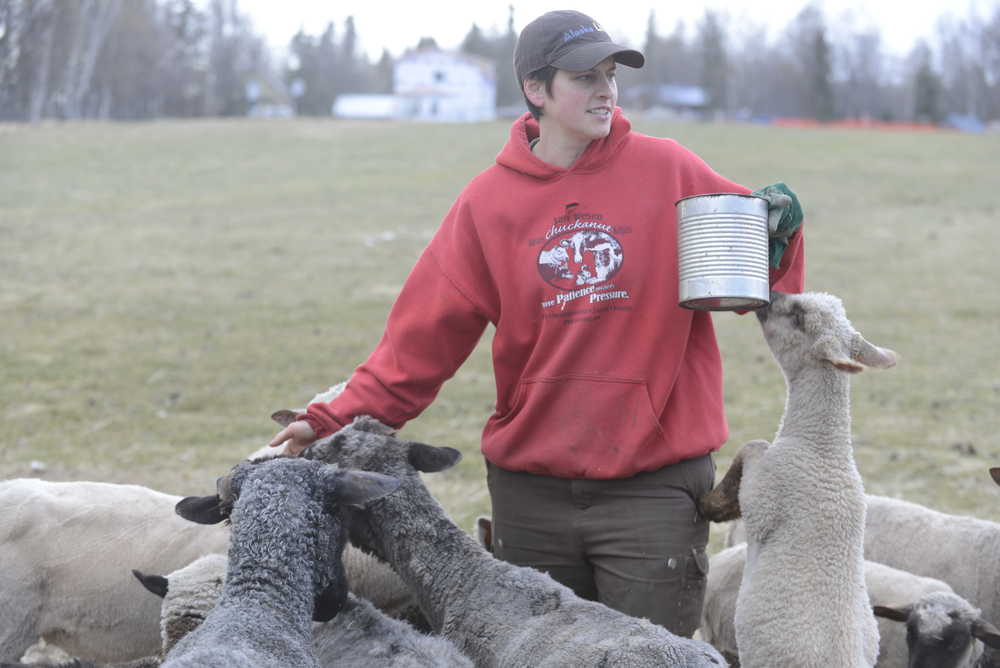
[332,46,497,122]
[393,47,496,122]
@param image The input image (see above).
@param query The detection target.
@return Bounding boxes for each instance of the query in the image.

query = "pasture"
[2,116,999,543]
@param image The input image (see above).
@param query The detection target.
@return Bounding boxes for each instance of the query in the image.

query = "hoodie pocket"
[497,375,665,459]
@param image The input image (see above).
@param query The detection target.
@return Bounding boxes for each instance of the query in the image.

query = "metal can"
[675,193,770,311]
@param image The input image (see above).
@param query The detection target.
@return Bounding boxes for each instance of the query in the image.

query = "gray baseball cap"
[514,10,644,82]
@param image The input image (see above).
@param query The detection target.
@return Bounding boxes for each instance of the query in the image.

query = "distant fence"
[770,118,955,133]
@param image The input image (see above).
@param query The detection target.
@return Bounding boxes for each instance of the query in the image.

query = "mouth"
[587,107,612,119]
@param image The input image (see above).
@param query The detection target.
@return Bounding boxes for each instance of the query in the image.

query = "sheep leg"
[698,439,770,522]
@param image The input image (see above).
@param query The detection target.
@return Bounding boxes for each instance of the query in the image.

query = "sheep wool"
[731,291,897,668]
[161,457,398,668]
[303,416,727,667]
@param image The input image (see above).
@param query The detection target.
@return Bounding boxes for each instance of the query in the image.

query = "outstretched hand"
[269,420,317,457]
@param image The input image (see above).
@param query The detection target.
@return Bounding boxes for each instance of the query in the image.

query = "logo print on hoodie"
[537,228,623,290]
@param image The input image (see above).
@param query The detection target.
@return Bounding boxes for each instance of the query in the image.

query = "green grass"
[3,118,999,542]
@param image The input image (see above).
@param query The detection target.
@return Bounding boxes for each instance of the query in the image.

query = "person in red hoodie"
[270,10,804,637]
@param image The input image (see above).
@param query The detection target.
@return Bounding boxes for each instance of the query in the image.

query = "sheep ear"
[408,443,462,473]
[813,336,863,373]
[852,333,897,369]
[990,467,1000,487]
[132,569,169,599]
[476,516,493,552]
[335,470,401,508]
[973,617,1000,648]
[271,409,299,427]
[313,583,348,622]
[175,495,228,524]
[872,604,911,622]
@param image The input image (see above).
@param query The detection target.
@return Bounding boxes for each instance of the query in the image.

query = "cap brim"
[551,42,644,72]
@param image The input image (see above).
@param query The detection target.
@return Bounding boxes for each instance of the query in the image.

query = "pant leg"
[485,461,597,601]
[579,454,715,637]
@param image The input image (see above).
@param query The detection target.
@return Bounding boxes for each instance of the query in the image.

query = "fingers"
[269,427,291,448]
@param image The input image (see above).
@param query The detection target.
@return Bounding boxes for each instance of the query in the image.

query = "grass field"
[2,117,999,546]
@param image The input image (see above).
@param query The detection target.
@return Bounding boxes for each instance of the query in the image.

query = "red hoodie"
[302,109,804,479]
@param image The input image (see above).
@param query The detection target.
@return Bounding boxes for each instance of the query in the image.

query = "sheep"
[297,415,728,667]
[131,553,473,668]
[873,591,1000,668]
[161,456,400,667]
[861,492,1000,667]
[701,542,984,668]
[702,291,897,667]
[0,479,230,663]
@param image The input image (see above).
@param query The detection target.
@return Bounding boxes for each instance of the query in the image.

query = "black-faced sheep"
[161,457,398,668]
[298,416,728,667]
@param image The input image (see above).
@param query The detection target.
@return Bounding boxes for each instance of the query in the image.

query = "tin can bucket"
[675,193,770,311]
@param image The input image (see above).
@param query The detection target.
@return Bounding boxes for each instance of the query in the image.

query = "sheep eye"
[789,307,805,329]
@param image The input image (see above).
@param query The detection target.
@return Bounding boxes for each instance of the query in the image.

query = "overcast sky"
[237,0,975,62]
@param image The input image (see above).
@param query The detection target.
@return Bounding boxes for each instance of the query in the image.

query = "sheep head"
[175,457,400,622]
[303,415,462,479]
[874,591,1000,668]
[756,291,897,378]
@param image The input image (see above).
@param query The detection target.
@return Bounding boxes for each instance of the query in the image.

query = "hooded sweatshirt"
[302,109,804,479]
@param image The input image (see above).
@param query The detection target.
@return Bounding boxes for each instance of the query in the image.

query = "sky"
[237,0,979,62]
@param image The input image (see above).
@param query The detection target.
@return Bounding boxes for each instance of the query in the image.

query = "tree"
[911,40,943,123]
[697,9,727,114]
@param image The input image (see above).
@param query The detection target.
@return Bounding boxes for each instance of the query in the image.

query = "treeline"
[631,5,1000,124]
[1,0,999,124]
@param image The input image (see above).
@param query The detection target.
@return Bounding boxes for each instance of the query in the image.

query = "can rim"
[674,192,769,207]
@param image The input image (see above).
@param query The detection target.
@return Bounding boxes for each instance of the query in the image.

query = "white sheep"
[704,291,897,667]
[162,457,399,668]
[0,479,230,663]
[701,542,982,668]
[862,491,1000,666]
[299,416,728,667]
[873,591,1000,668]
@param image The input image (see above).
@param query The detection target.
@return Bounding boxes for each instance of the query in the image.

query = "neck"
[359,479,488,632]
[776,366,852,449]
[533,121,591,168]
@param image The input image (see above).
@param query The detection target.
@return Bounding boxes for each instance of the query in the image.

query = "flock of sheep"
[1,290,998,668]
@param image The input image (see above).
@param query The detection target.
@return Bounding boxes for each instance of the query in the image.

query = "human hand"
[268,420,316,457]
[752,182,803,267]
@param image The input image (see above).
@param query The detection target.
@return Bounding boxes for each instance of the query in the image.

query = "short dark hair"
[522,66,557,121]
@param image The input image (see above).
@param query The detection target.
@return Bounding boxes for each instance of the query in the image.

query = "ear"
[408,443,462,473]
[132,569,169,598]
[872,604,911,623]
[271,409,299,427]
[990,467,1000,487]
[175,495,228,524]
[476,516,493,552]
[313,582,348,622]
[334,469,401,508]
[813,335,863,373]
[523,77,546,108]
[851,333,898,369]
[973,617,1000,648]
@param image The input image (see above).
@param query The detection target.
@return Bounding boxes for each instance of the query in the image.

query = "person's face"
[530,57,618,145]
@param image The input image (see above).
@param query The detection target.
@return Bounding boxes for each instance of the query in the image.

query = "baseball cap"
[514,10,645,83]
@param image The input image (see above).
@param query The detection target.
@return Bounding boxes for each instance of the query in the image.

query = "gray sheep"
[162,457,398,668]
[134,552,472,668]
[300,416,727,667]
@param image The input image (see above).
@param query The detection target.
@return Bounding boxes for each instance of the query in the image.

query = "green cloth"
[753,182,803,268]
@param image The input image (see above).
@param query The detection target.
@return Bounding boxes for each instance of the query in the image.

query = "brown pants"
[486,455,714,637]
